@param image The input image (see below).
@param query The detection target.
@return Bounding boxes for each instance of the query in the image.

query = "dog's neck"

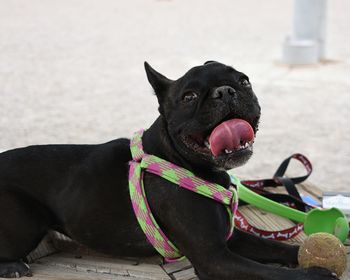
[142,116,231,188]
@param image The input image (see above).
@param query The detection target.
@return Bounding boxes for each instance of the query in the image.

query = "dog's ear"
[144,62,173,115]
[144,62,172,98]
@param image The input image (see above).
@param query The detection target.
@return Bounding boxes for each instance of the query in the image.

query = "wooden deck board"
[30,264,145,280]
[24,182,349,280]
[30,252,170,280]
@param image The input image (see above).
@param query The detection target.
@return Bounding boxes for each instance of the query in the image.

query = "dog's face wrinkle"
[167,83,257,135]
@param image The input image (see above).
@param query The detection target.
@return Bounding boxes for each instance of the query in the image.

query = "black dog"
[0,62,338,279]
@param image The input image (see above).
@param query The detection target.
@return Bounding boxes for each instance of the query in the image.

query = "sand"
[0,0,349,192]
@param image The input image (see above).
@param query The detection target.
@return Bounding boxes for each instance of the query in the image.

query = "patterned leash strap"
[128,129,239,262]
[233,154,314,240]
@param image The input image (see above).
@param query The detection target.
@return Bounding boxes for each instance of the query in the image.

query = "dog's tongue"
[209,119,254,157]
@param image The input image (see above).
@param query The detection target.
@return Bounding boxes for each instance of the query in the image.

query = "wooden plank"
[171,267,197,280]
[337,244,350,280]
[33,253,170,280]
[27,234,57,263]
[298,181,323,199]
[162,259,192,274]
[30,263,145,280]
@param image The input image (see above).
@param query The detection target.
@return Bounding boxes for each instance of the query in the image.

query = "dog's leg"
[227,228,299,266]
[146,178,338,279]
[0,262,31,278]
[190,246,338,280]
[167,208,337,279]
[0,191,50,278]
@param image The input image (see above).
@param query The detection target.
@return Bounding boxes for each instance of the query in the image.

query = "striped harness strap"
[128,129,239,262]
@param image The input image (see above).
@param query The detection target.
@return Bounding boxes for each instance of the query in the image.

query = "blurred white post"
[282,0,327,64]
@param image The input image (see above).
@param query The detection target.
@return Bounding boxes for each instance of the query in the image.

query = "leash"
[235,154,314,240]
[128,130,239,262]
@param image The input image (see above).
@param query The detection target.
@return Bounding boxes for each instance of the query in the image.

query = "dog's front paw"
[282,244,300,268]
[292,267,339,280]
[0,261,32,278]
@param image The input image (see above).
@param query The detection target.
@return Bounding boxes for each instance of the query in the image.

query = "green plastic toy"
[231,176,349,243]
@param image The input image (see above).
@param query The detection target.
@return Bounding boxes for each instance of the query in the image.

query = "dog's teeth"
[240,142,249,149]
[225,149,233,154]
[204,140,210,149]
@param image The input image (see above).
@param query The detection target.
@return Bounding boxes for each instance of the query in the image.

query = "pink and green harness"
[128,130,239,262]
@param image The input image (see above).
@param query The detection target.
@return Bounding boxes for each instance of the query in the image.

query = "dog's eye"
[182,92,198,102]
[239,78,251,88]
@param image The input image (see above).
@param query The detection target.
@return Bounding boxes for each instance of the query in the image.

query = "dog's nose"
[211,86,236,99]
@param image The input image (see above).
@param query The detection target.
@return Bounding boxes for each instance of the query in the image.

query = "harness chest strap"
[128,129,239,262]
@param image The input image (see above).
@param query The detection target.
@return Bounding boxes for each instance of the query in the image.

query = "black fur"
[0,62,338,279]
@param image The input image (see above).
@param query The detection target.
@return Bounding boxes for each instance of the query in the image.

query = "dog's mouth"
[181,118,256,158]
